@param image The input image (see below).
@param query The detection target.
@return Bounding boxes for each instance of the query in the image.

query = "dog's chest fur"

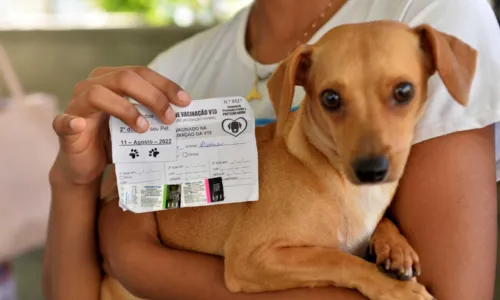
[156,133,398,260]
[337,183,397,257]
[234,140,398,258]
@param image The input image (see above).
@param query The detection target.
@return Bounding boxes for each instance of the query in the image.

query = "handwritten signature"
[199,140,224,148]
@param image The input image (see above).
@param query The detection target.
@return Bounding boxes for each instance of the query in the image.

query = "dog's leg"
[369,217,420,281]
[225,245,433,300]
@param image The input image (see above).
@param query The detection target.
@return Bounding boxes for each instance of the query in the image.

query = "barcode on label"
[180,177,225,207]
[208,177,224,202]
[164,184,181,209]
[140,186,163,208]
[182,181,208,205]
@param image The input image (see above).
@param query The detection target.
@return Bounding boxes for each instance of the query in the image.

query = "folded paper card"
[109,96,259,213]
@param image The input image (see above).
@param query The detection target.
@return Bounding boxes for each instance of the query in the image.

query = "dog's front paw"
[369,234,420,281]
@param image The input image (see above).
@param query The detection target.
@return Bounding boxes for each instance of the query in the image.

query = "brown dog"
[99,20,477,300]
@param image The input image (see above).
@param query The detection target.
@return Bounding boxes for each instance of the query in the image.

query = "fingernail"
[68,117,85,131]
[177,90,191,103]
[69,118,78,129]
[136,116,149,131]
[165,107,176,123]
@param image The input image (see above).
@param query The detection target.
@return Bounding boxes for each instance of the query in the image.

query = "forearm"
[114,240,367,300]
[391,126,497,299]
[99,185,366,300]
[43,164,102,300]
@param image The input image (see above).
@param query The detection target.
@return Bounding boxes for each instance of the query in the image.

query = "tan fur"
[99,21,477,299]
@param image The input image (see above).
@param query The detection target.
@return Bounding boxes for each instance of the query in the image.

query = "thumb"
[52,114,87,137]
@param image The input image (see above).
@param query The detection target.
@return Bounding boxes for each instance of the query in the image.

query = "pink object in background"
[0,43,59,262]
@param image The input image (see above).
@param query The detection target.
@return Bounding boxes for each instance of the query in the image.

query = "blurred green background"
[0,0,252,108]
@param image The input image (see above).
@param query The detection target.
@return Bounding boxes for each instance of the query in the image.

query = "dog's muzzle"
[352,156,389,183]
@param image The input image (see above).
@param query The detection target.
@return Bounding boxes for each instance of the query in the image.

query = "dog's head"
[267,21,477,185]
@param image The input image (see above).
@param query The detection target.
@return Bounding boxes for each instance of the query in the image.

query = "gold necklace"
[245,0,346,102]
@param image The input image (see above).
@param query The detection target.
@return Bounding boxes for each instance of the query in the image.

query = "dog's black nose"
[353,156,389,183]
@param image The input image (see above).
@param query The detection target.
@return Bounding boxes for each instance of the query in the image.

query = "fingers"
[71,66,120,97]
[119,66,191,107]
[123,66,191,107]
[72,66,191,125]
[88,66,122,78]
[71,84,150,133]
[84,66,190,107]
[52,114,87,136]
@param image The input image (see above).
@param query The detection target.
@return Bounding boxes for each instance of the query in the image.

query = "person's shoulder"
[403,0,500,89]
[404,0,500,145]
[402,0,500,84]
[150,24,221,69]
[148,7,250,84]
[403,0,499,40]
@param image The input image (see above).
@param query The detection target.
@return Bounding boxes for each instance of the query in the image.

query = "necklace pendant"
[246,80,263,101]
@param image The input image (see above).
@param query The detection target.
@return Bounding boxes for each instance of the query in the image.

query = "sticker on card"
[109,96,259,213]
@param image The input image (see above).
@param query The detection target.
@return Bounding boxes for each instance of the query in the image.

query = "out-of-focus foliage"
[98,0,154,12]
[96,0,252,26]
[96,0,215,26]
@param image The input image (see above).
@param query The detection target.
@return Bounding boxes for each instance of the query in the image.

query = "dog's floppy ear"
[414,24,478,106]
[267,44,312,136]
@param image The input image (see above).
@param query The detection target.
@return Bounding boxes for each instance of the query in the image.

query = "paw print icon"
[149,148,160,158]
[129,149,139,159]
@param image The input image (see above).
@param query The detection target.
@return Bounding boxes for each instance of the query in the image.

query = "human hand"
[50,66,191,186]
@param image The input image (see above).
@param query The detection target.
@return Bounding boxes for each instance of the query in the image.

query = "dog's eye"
[320,89,342,111]
[393,82,415,104]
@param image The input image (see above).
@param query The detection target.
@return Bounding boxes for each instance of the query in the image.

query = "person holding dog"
[43,0,500,299]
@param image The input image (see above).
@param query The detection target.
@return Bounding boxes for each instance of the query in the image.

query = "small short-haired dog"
[99,20,477,300]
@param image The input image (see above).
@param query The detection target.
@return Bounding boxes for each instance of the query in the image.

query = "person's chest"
[180,51,306,125]
[176,0,412,124]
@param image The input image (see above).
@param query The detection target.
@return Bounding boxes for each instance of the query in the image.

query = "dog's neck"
[283,106,346,182]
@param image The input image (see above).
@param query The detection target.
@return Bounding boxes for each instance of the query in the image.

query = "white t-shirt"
[148,0,500,179]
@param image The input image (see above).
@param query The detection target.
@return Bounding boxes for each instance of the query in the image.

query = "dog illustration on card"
[222,117,248,137]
